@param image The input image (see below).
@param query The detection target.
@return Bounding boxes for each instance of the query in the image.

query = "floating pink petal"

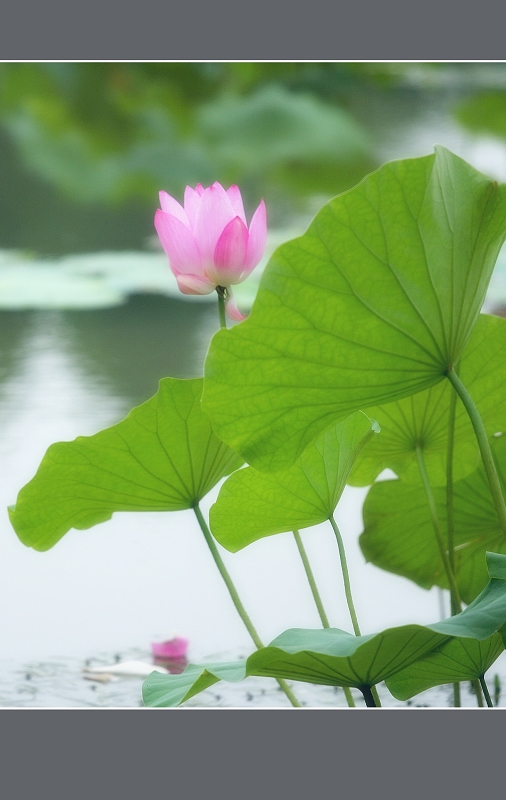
[151,636,189,660]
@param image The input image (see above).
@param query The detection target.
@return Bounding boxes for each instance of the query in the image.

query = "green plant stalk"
[447,368,506,537]
[329,515,361,636]
[193,504,301,708]
[479,675,494,708]
[446,388,461,708]
[361,686,379,708]
[453,682,461,708]
[292,529,355,708]
[329,514,381,708]
[446,389,457,580]
[217,287,227,329]
[494,674,501,706]
[342,687,356,709]
[415,447,462,613]
[342,686,357,708]
[472,679,484,707]
[293,530,330,628]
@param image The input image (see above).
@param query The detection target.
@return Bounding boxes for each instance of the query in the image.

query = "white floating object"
[83,660,168,677]
[83,672,118,683]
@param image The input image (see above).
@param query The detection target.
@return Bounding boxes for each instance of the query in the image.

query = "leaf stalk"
[329,514,381,707]
[446,386,461,706]
[415,446,462,612]
[193,504,301,708]
[292,529,355,707]
[479,675,494,708]
[293,530,330,628]
[447,368,506,537]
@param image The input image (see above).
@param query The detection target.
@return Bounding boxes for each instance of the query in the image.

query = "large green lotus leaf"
[143,553,506,706]
[9,378,243,551]
[203,148,506,471]
[360,437,506,602]
[385,633,504,701]
[210,411,378,552]
[349,314,506,487]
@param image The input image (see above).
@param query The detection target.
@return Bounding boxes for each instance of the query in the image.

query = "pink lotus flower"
[154,182,266,321]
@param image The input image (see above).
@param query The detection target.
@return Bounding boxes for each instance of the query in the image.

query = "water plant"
[10,149,506,708]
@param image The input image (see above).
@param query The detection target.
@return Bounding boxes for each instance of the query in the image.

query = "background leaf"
[210,411,378,552]
[360,438,506,602]
[198,85,373,196]
[349,314,506,486]
[455,91,506,140]
[203,148,506,471]
[9,378,243,551]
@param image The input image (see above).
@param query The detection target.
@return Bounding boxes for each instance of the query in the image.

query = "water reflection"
[62,294,218,406]
[0,310,32,395]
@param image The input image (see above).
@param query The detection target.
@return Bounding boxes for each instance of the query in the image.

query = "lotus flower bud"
[155,182,266,320]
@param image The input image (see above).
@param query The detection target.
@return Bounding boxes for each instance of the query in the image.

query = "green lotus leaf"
[349,314,506,487]
[203,148,506,471]
[385,633,504,701]
[143,553,506,706]
[360,436,506,602]
[9,378,243,551]
[210,411,378,552]
[140,662,243,708]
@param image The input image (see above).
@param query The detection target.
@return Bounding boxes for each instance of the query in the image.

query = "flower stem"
[292,529,355,707]
[479,675,494,708]
[293,530,330,628]
[216,286,227,329]
[193,504,301,708]
[329,514,381,707]
[415,446,462,613]
[447,368,506,537]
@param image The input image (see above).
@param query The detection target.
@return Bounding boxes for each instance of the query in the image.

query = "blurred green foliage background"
[2,62,506,255]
